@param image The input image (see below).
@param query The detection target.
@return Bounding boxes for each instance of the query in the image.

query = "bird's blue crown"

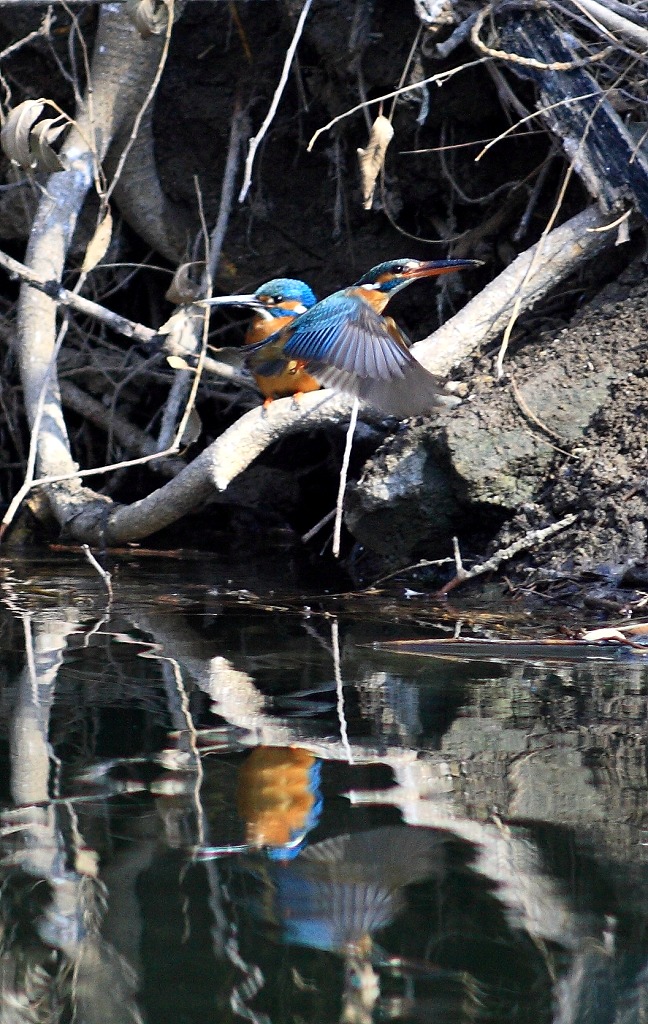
[353,259,419,293]
[254,278,317,309]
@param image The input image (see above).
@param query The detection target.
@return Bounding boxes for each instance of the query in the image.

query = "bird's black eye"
[391,264,406,274]
[274,294,284,304]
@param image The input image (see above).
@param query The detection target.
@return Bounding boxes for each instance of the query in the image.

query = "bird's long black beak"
[404,259,484,280]
[198,294,267,311]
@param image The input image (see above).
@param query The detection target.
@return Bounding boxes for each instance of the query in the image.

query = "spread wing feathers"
[245,293,459,417]
[281,294,413,382]
[312,359,458,418]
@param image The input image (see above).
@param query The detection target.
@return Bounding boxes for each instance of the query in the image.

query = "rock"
[347,264,647,569]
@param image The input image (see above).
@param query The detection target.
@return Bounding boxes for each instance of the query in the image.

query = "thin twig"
[435,513,579,596]
[302,508,335,544]
[0,10,53,65]
[307,58,489,151]
[333,397,358,558]
[471,4,614,68]
[564,0,648,48]
[0,245,156,343]
[159,100,247,451]
[207,94,246,282]
[370,555,454,587]
[0,245,244,380]
[159,178,213,451]
[510,376,575,453]
[495,162,574,378]
[451,535,464,578]
[82,544,113,601]
[474,91,601,162]
[60,379,186,476]
[238,0,313,202]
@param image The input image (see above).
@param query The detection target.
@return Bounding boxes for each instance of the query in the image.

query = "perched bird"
[206,277,319,403]
[207,258,481,417]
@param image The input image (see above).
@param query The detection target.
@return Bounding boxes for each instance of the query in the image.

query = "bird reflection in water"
[234,772,480,1024]
[236,745,323,859]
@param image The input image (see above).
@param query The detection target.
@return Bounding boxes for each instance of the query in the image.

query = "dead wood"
[109,101,192,263]
[15,5,176,531]
[413,204,620,373]
[495,7,648,218]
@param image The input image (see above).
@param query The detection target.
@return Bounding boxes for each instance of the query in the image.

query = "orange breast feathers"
[237,746,318,849]
[351,281,393,316]
[244,303,320,400]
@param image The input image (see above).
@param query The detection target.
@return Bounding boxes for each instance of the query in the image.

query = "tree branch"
[413,204,627,374]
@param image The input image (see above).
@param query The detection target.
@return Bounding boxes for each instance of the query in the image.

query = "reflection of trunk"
[10,611,75,808]
[2,605,144,1024]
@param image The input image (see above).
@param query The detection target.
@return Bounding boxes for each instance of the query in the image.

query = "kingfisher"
[205,258,480,417]
[207,277,319,402]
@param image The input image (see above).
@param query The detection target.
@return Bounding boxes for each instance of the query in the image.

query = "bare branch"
[0,245,157,344]
[239,0,312,201]
[435,514,579,596]
[563,0,648,49]
[413,204,626,375]
[307,58,488,152]
[333,398,359,558]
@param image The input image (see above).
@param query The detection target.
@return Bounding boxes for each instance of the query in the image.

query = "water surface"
[1,550,647,1024]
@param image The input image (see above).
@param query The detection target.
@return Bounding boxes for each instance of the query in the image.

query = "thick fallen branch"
[23,200,625,544]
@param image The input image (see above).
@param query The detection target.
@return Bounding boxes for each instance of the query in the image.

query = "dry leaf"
[2,100,44,169]
[81,208,113,273]
[165,261,201,305]
[166,355,194,371]
[29,116,67,172]
[179,406,202,446]
[1,100,69,172]
[357,114,394,211]
[126,0,171,37]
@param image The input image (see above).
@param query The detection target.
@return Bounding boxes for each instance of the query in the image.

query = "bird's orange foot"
[261,397,274,417]
[290,391,305,411]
